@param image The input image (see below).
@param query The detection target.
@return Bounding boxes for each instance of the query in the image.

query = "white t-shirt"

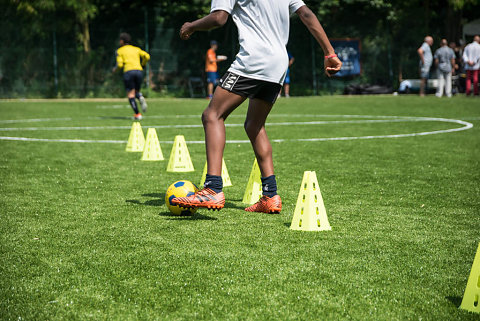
[463,41,480,70]
[211,0,305,84]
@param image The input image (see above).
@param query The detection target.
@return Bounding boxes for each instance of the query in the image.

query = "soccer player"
[281,52,295,97]
[172,0,342,213]
[113,33,150,120]
[206,40,227,99]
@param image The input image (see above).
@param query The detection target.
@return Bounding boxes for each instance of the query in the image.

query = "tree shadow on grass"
[445,296,462,307]
[158,211,217,221]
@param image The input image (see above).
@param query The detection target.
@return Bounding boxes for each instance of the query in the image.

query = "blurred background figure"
[205,40,227,99]
[280,52,295,98]
[462,35,480,96]
[434,39,456,97]
[417,36,434,96]
[113,33,150,120]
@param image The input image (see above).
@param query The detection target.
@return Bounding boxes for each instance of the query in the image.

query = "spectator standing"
[205,40,227,99]
[463,35,480,96]
[434,39,456,97]
[417,36,434,96]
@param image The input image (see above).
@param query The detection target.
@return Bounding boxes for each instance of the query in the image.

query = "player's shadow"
[224,201,246,211]
[126,199,165,207]
[445,296,462,307]
[97,116,133,120]
[126,193,165,207]
[158,212,217,221]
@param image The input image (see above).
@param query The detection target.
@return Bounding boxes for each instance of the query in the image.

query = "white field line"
[0,116,473,144]
[0,117,454,131]
[0,114,431,124]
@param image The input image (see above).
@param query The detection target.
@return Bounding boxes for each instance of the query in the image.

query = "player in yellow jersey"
[113,33,150,120]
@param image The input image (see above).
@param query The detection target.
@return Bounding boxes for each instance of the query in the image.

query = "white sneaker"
[139,96,148,113]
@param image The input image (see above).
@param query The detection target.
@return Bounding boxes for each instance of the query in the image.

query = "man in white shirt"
[172,0,342,213]
[463,35,480,96]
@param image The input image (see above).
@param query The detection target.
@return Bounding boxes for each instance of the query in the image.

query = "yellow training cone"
[166,135,194,172]
[199,158,233,187]
[242,158,262,205]
[460,243,480,313]
[290,171,331,231]
[141,128,164,161]
[126,122,145,152]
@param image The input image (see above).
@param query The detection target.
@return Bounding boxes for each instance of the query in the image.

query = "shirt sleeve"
[289,0,306,14]
[140,49,150,66]
[116,50,124,69]
[211,0,236,13]
[463,45,469,63]
[449,49,455,60]
[433,50,438,60]
[421,43,428,53]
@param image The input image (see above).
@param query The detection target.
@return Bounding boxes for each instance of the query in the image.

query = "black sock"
[204,174,223,193]
[129,97,139,114]
[261,175,277,197]
[135,92,143,99]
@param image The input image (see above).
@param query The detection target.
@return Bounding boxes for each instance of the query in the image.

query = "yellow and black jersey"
[116,45,150,73]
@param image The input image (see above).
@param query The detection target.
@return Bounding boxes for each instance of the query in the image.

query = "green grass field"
[1,96,479,320]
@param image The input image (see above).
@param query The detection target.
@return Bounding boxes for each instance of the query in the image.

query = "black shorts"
[219,72,282,104]
[123,70,144,91]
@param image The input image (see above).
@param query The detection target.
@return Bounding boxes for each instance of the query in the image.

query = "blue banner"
[330,39,361,77]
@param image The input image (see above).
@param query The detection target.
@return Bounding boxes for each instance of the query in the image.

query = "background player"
[280,52,295,97]
[172,0,342,213]
[113,33,150,120]
[206,40,227,99]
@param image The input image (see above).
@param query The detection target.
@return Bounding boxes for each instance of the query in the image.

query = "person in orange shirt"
[205,40,227,99]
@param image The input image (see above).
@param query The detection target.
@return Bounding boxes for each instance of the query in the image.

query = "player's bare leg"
[207,82,214,99]
[284,84,290,97]
[127,89,142,119]
[203,87,246,175]
[172,87,246,210]
[244,98,282,213]
[244,98,274,177]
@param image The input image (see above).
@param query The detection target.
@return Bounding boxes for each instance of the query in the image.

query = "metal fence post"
[311,36,317,96]
[53,29,58,96]
[144,7,150,95]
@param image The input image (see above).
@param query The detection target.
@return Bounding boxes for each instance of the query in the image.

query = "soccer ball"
[165,180,199,215]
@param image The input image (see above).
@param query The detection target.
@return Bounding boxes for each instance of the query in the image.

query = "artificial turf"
[0,96,479,320]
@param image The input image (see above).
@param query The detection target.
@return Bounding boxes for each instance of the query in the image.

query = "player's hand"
[180,22,194,40]
[324,56,342,77]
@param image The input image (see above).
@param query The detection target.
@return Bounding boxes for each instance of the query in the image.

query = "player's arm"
[417,47,425,65]
[295,6,341,77]
[140,50,150,67]
[113,50,123,73]
[451,57,456,74]
[180,10,229,40]
[289,56,295,67]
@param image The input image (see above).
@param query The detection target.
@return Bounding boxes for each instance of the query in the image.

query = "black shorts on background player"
[123,70,143,91]
[219,72,282,104]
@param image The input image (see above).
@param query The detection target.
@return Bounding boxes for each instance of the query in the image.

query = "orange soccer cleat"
[171,188,225,210]
[245,195,282,214]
